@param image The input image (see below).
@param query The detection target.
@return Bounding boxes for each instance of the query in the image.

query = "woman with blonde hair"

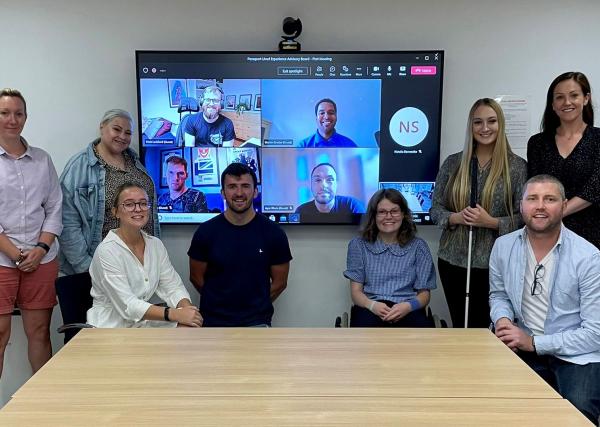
[430,98,527,328]
[88,183,201,328]
[0,89,62,377]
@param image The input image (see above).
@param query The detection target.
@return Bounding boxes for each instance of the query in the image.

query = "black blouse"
[527,126,600,248]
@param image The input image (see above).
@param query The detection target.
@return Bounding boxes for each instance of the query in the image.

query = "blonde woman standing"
[430,98,527,328]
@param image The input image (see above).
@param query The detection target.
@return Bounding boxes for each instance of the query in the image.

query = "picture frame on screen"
[225,95,236,110]
[226,147,260,184]
[254,94,261,111]
[238,94,252,111]
[167,79,187,108]
[191,147,220,186]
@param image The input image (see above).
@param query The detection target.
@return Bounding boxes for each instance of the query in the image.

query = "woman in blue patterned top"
[344,189,436,327]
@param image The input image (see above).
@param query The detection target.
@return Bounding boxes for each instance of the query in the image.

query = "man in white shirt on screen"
[489,174,600,424]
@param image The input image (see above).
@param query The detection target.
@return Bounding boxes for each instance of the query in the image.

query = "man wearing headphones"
[297,98,357,148]
[182,85,236,147]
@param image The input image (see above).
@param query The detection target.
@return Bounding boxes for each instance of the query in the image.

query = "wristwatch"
[36,242,51,253]
[14,249,25,267]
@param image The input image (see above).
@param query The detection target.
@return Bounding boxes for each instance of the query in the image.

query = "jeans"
[519,351,600,425]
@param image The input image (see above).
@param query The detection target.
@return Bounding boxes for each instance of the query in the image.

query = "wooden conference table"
[0,328,592,425]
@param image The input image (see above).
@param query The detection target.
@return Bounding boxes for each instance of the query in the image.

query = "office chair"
[334,311,349,328]
[427,306,448,328]
[177,97,199,121]
[55,272,94,344]
[174,97,200,146]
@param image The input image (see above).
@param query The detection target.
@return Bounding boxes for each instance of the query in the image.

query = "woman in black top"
[527,72,600,248]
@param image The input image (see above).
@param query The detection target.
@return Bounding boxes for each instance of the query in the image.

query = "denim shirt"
[489,224,600,364]
[58,140,160,275]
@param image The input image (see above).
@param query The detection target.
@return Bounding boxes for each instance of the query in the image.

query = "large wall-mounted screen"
[136,51,444,225]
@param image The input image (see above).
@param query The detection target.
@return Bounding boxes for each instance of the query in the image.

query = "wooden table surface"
[1,328,591,426]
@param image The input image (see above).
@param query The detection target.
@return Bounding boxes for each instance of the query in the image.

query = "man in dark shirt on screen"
[295,163,364,223]
[188,163,292,326]
[297,98,357,148]
[181,85,236,147]
[158,155,208,213]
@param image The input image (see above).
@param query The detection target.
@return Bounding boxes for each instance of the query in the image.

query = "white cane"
[464,157,478,328]
[464,225,474,328]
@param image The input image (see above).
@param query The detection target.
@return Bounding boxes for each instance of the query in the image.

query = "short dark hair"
[0,88,27,115]
[112,182,147,209]
[166,155,188,171]
[311,162,337,179]
[523,174,566,200]
[361,189,416,245]
[314,98,337,116]
[541,72,594,134]
[221,162,257,189]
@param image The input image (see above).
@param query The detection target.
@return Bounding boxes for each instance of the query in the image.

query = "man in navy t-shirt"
[180,85,236,147]
[188,163,292,326]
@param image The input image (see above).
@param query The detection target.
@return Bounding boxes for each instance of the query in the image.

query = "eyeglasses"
[531,264,545,296]
[376,209,403,218]
[204,98,221,105]
[121,201,151,212]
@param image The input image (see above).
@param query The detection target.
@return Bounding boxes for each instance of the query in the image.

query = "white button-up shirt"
[88,230,191,328]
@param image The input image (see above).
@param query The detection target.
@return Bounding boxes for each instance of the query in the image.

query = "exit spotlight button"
[277,67,309,76]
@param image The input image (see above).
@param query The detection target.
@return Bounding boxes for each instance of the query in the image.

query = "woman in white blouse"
[88,183,202,328]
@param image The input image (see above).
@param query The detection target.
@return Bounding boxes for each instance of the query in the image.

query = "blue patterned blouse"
[344,236,437,303]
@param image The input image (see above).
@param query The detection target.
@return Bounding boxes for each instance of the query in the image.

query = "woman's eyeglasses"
[531,264,545,296]
[376,209,402,218]
[121,201,151,212]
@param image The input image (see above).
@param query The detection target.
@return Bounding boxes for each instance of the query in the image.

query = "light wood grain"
[2,328,589,425]
[14,328,559,400]
[0,396,591,426]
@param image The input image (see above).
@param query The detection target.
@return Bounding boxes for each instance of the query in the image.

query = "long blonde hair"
[445,98,515,225]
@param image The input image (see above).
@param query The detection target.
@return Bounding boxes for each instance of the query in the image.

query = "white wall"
[2,0,600,401]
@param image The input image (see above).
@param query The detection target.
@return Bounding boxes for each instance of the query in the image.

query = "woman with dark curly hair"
[343,188,436,327]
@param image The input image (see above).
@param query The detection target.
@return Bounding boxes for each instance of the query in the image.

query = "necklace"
[477,157,491,170]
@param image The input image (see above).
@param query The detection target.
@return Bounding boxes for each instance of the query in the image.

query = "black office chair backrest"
[175,113,194,147]
[55,272,94,343]
[177,96,200,115]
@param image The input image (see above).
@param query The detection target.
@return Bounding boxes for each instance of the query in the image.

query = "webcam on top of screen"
[279,17,302,52]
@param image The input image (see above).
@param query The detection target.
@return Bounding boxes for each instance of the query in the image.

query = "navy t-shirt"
[182,113,235,146]
[188,213,292,326]
[295,195,365,223]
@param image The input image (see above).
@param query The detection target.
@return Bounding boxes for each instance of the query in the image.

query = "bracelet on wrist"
[13,249,25,267]
[36,242,51,253]
[368,301,376,312]
[407,298,421,312]
[531,335,537,353]
[164,306,170,321]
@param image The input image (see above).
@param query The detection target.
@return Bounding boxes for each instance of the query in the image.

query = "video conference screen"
[136,51,444,225]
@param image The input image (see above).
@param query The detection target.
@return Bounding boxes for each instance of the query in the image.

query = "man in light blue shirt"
[489,174,600,424]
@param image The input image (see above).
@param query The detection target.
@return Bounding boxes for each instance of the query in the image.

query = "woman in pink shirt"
[0,89,62,378]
